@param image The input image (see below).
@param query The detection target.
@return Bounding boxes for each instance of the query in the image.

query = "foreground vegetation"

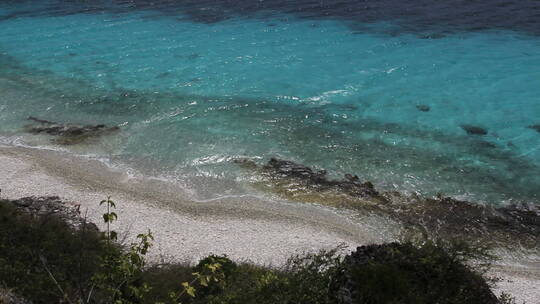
[0,198,516,304]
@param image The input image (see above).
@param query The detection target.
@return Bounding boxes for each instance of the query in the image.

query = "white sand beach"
[0,145,538,303]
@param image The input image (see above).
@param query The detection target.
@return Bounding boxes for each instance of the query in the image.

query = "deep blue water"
[0,0,539,204]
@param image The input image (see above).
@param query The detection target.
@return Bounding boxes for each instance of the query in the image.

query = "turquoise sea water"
[1,1,539,204]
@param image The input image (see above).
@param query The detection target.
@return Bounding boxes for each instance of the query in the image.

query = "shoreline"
[0,144,539,303]
[0,144,394,263]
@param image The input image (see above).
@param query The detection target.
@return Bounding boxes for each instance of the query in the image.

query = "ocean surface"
[1,0,539,205]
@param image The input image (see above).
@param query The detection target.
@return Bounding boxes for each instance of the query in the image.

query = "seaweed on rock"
[24,116,120,145]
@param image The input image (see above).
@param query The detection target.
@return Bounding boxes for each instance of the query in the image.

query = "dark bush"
[193,255,238,298]
[140,263,194,304]
[195,255,237,277]
[333,241,499,304]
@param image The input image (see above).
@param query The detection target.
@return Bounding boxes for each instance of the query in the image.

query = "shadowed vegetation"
[0,198,517,304]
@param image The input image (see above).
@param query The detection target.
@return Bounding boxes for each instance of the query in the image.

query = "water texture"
[3,0,540,35]
[0,1,539,204]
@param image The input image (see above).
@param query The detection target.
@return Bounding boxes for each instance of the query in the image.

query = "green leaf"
[200,276,208,287]
[182,282,196,298]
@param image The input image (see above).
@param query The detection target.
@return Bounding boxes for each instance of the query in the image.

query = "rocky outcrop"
[25,116,120,145]
[397,195,540,249]
[235,158,540,250]
[5,196,98,231]
[262,158,380,198]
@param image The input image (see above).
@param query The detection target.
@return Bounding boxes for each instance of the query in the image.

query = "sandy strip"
[0,145,538,303]
[0,145,393,264]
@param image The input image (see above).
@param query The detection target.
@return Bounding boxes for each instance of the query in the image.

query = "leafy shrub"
[199,248,344,304]
[191,255,237,298]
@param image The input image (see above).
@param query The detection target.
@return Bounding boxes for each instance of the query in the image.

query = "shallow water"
[0,1,539,204]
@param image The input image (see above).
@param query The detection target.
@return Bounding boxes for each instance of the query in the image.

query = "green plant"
[100,196,118,244]
[91,197,154,304]
[167,256,227,304]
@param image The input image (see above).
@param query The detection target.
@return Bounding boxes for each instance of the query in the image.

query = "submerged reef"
[235,158,540,250]
[415,104,430,112]
[4,0,540,36]
[24,116,120,145]
[461,125,488,136]
[528,124,540,133]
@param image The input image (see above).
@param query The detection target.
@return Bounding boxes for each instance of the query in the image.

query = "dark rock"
[261,158,379,198]
[12,197,33,207]
[420,33,446,39]
[263,158,326,180]
[496,204,540,229]
[233,158,258,169]
[187,53,201,60]
[461,124,488,136]
[361,181,374,189]
[25,117,120,145]
[0,287,30,304]
[156,72,171,79]
[415,104,430,112]
[476,141,497,149]
[28,116,55,124]
[5,196,98,231]
[344,173,359,182]
[395,196,540,249]
[527,124,540,133]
